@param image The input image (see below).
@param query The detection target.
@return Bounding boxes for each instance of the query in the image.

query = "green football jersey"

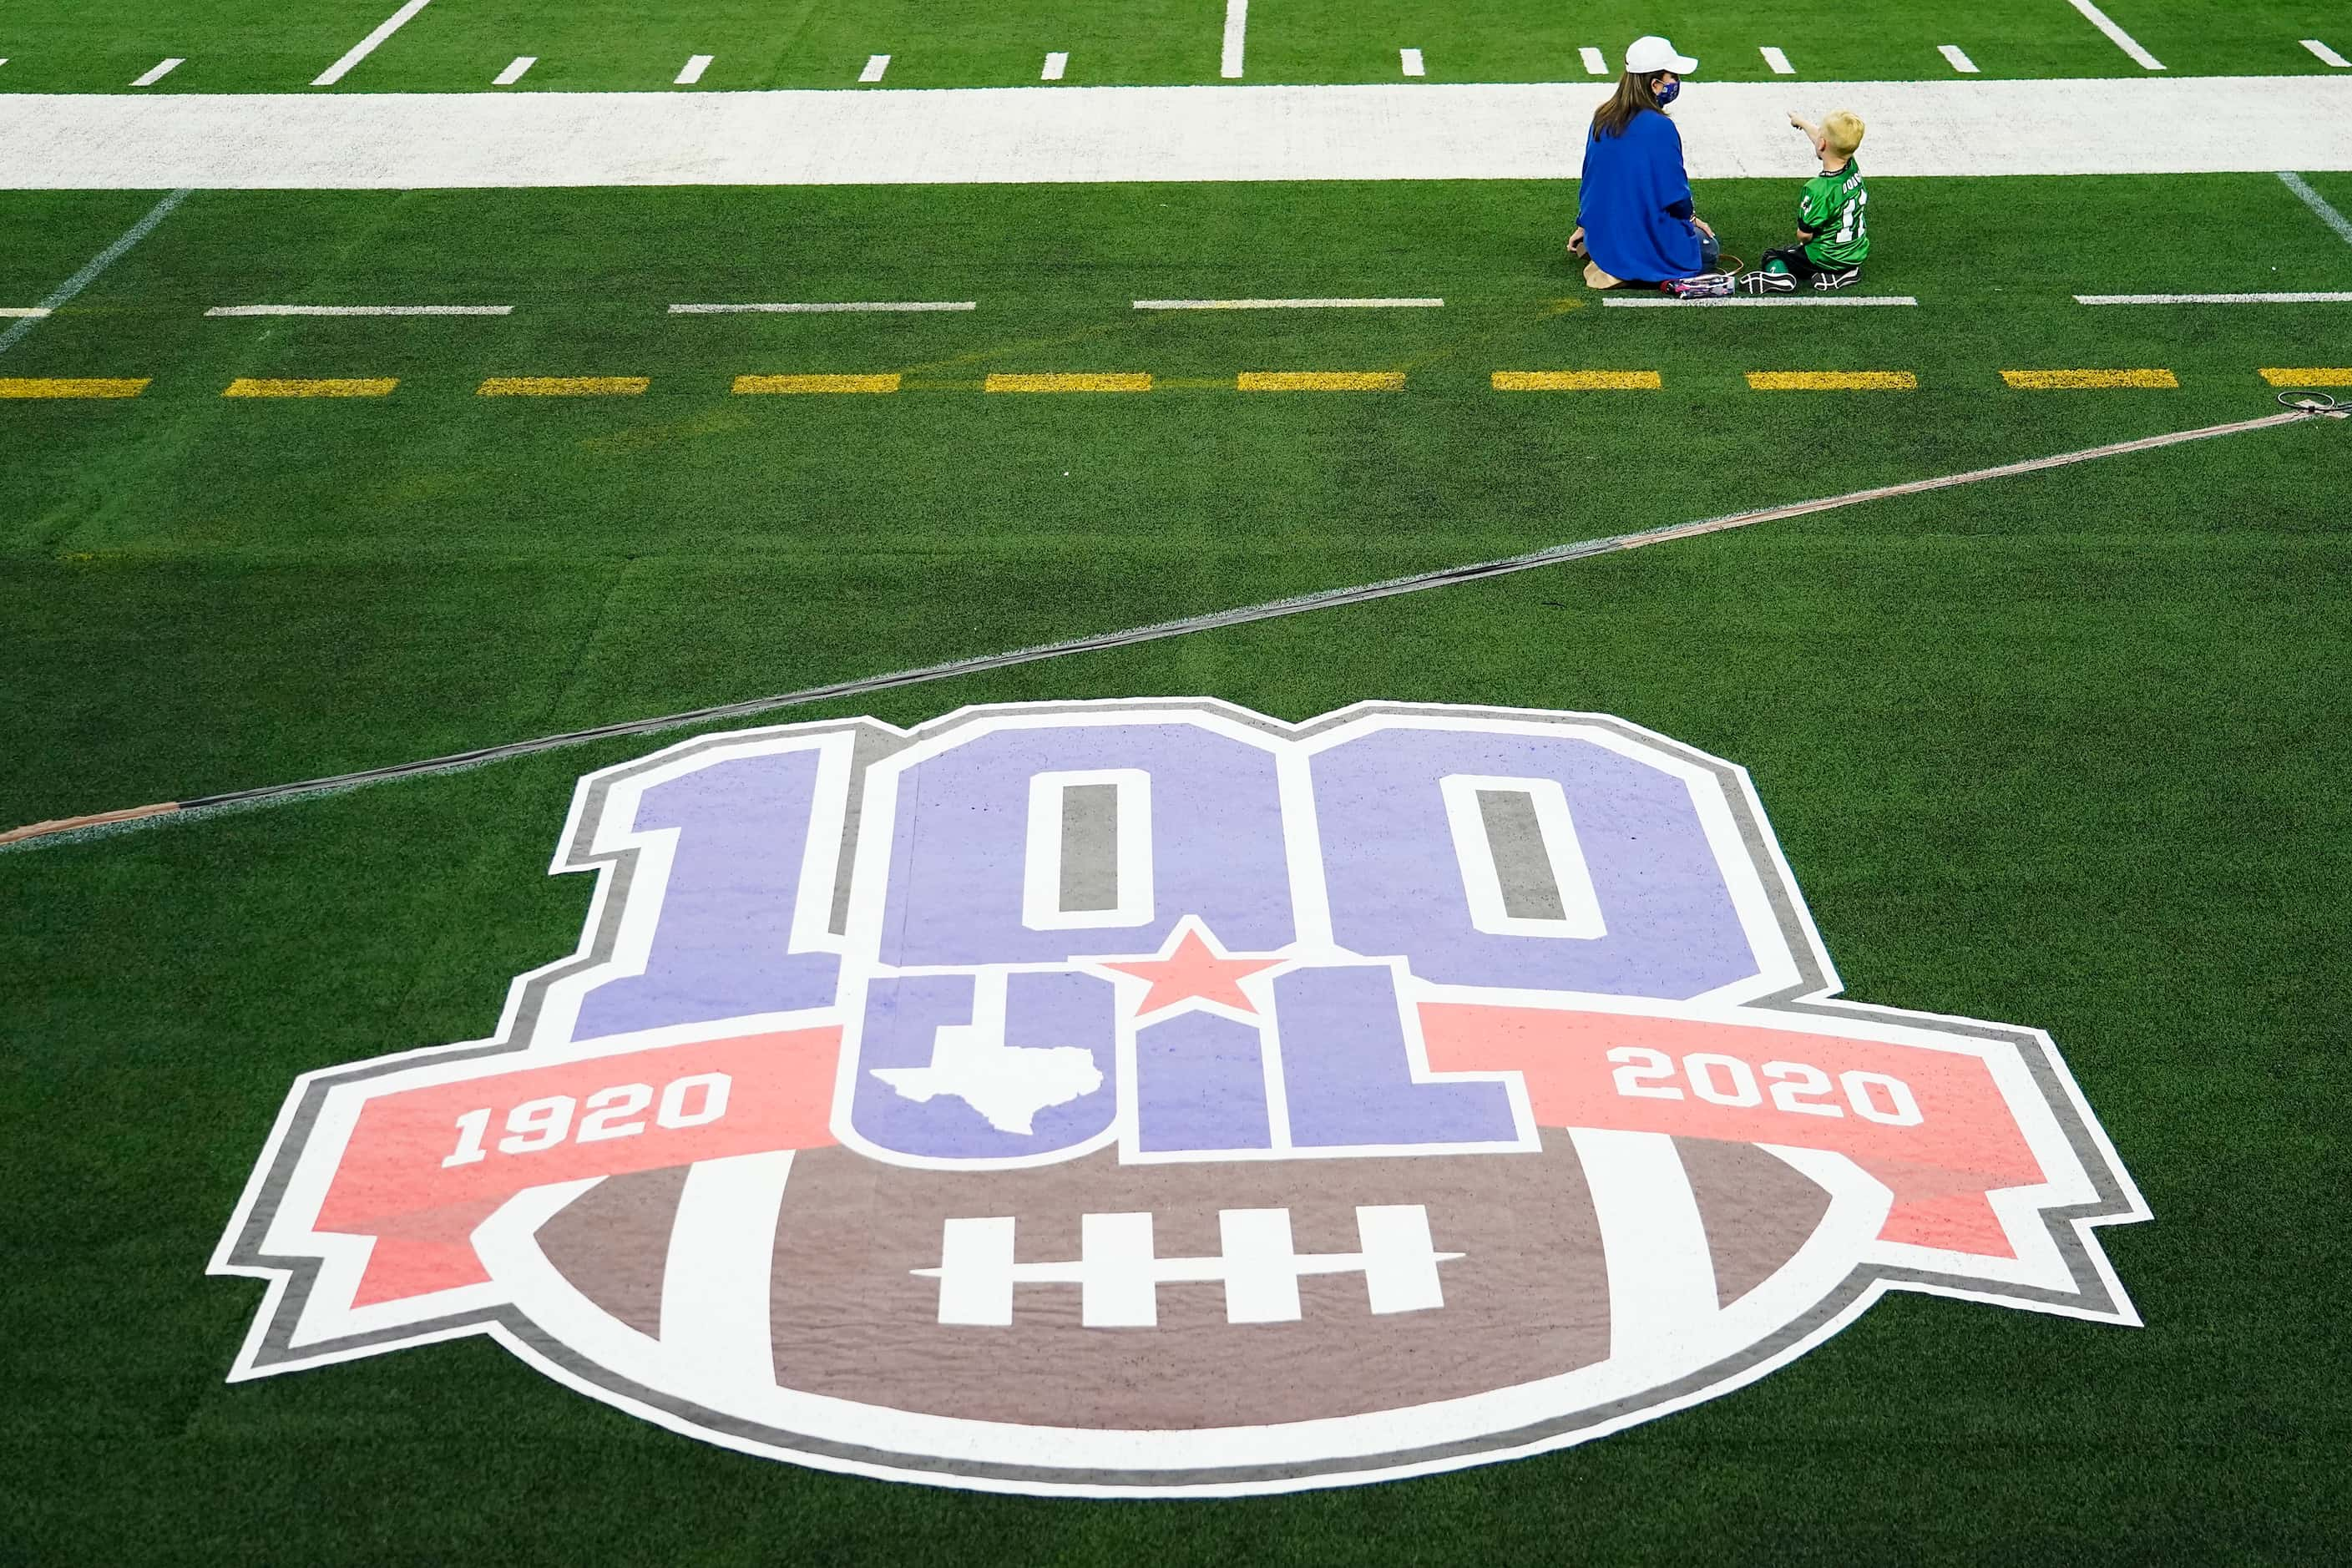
[1797,160,1870,266]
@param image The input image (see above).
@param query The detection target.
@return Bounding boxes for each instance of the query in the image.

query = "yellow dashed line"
[2260,367,2352,387]
[1493,370,1662,392]
[1746,371,1918,392]
[734,373,902,395]
[984,372,1152,393]
[2000,368,2177,390]
[0,377,149,399]
[477,376,650,397]
[1238,371,1404,392]
[223,377,397,398]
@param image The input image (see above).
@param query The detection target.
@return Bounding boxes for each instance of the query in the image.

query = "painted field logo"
[215,701,2148,1495]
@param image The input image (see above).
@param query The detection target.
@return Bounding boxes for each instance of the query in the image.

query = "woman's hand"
[1692,216,1715,240]
[1567,225,1586,255]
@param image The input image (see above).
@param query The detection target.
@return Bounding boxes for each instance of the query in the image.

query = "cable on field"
[4,397,2344,852]
[2275,389,2349,417]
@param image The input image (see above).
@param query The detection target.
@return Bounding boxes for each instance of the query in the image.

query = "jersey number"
[1834,189,1868,246]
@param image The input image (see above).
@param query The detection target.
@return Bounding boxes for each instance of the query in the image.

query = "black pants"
[1761,243,1854,280]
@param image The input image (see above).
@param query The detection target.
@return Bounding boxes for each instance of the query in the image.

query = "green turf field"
[6,0,2352,1555]
[6,165,2350,1560]
[4,175,2350,824]
[0,0,2348,90]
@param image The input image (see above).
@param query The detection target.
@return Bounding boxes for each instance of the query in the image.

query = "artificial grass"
[3,175,2349,826]
[5,467,2349,1560]
[0,0,2344,91]
[3,164,2349,1560]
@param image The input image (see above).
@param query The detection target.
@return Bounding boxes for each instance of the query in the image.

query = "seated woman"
[1568,36,1728,296]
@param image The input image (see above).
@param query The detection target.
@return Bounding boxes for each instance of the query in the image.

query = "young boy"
[1741,110,1869,293]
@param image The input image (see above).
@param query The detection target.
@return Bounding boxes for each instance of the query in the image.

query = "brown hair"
[1591,70,1667,140]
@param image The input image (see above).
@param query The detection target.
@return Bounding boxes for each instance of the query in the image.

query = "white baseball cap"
[1624,35,1698,75]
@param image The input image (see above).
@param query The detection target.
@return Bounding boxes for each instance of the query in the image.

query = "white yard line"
[1043,52,1068,82]
[1940,44,1980,74]
[2066,0,2164,71]
[132,59,185,88]
[2279,171,2352,244]
[0,308,50,318]
[1605,295,1918,308]
[1400,48,1425,78]
[313,0,432,88]
[1221,1,1248,79]
[676,55,713,86]
[668,301,975,313]
[493,57,534,86]
[1580,48,1608,76]
[2305,40,2351,70]
[2076,291,2352,305]
[205,304,513,316]
[1761,48,1794,76]
[8,78,2352,187]
[860,54,889,83]
[0,189,190,358]
[1133,297,1442,310]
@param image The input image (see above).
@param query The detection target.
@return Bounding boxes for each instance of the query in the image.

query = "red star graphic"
[1100,928,1283,1017]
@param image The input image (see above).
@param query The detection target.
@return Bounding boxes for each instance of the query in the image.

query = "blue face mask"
[1655,78,1681,106]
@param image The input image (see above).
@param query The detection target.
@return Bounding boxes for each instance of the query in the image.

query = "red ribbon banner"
[1420,1004,2046,1257]
[315,1029,841,1305]
[315,1006,2045,1311]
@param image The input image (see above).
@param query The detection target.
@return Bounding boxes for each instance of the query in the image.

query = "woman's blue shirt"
[1578,109,1704,281]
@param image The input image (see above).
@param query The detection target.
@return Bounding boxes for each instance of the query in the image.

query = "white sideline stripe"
[0,308,50,318]
[9,78,2352,187]
[658,1151,794,1381]
[10,402,2330,848]
[1762,48,1794,77]
[2306,40,2351,70]
[1221,1,1248,79]
[1606,295,1917,308]
[0,189,190,359]
[493,57,534,87]
[667,300,975,313]
[313,0,432,88]
[132,59,185,88]
[1043,52,1068,82]
[205,303,512,316]
[1580,48,1608,76]
[1940,44,1980,74]
[2076,291,2352,305]
[860,54,889,83]
[1401,48,1425,79]
[2280,170,2352,244]
[1134,296,1442,310]
[2067,0,2164,71]
[1571,1129,1719,1363]
[676,54,713,86]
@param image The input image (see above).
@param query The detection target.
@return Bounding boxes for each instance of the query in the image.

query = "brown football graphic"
[531,1134,1832,1427]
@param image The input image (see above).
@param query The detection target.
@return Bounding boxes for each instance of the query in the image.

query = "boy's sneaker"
[1810,267,1862,291]
[1738,269,1798,294]
[1663,272,1737,300]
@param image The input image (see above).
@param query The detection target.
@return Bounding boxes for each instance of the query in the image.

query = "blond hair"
[1822,111,1865,158]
